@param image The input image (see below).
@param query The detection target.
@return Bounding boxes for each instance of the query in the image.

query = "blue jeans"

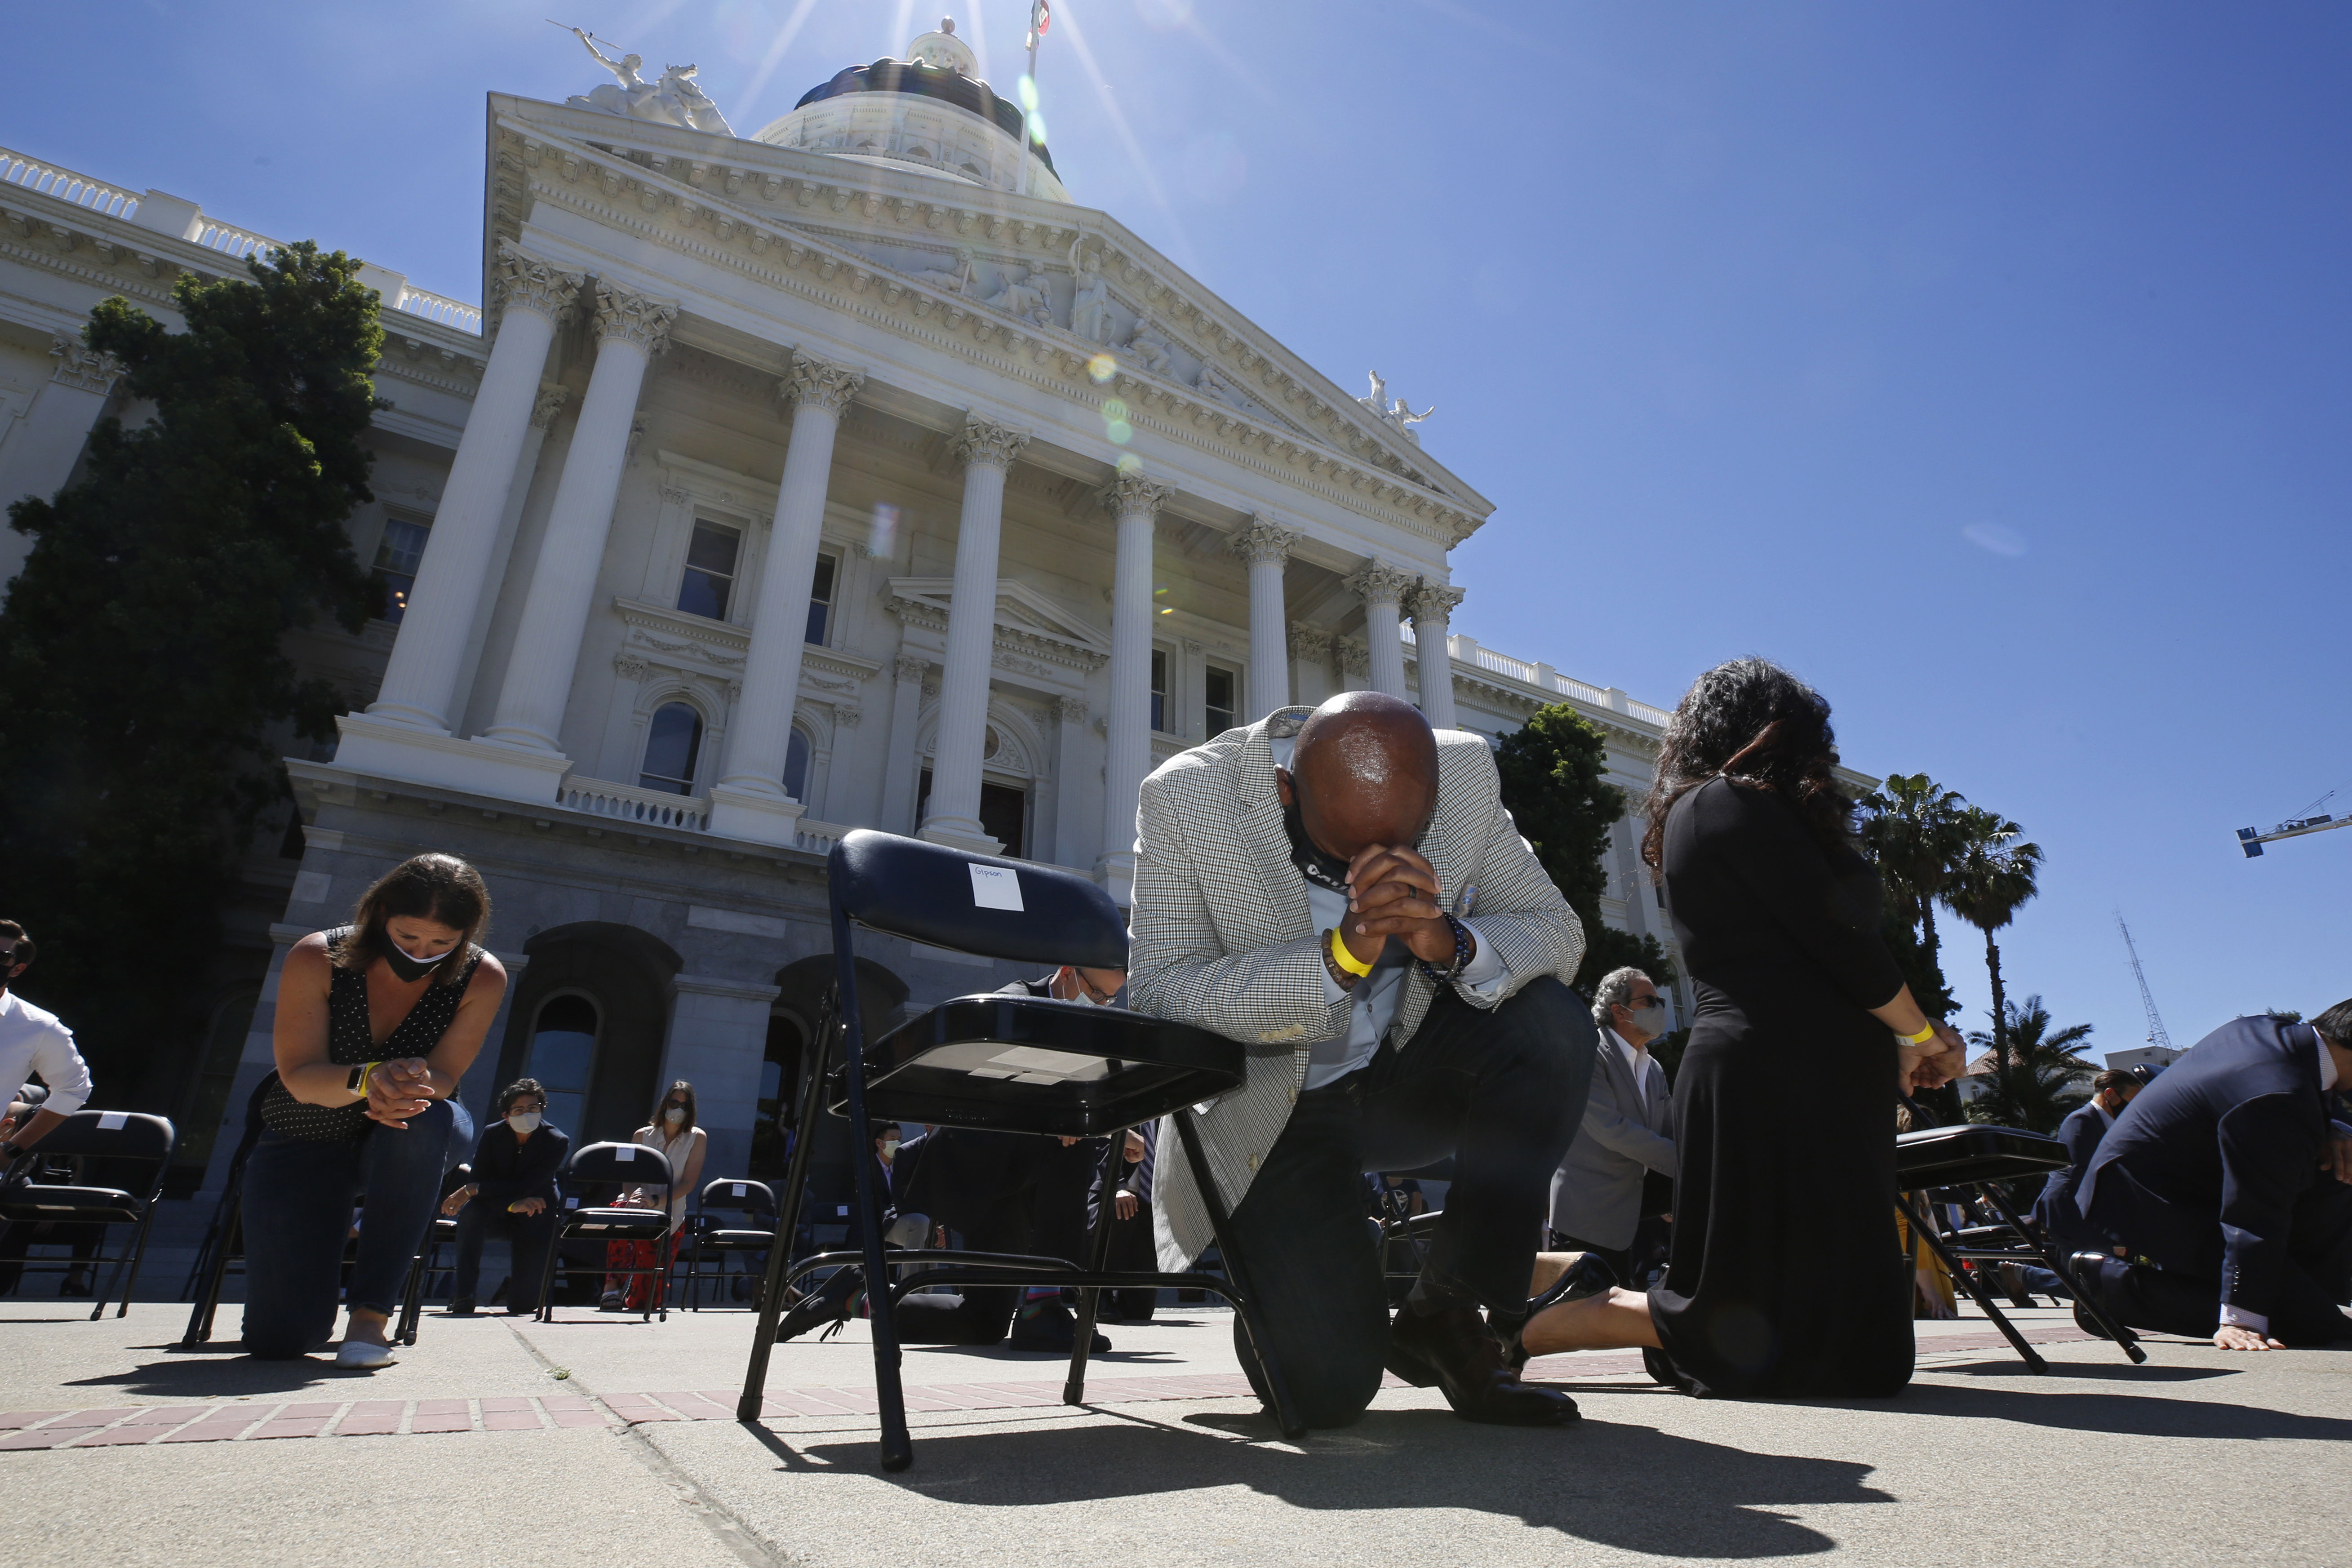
[240,1099,462,1358]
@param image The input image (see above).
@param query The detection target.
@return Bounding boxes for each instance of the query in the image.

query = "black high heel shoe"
[1501,1253,1619,1371]
[773,1267,861,1343]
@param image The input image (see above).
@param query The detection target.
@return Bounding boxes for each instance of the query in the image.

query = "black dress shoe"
[2068,1253,2118,1341]
[1497,1253,1619,1371]
[1389,1300,1580,1426]
[774,1268,861,1344]
[447,1298,476,1316]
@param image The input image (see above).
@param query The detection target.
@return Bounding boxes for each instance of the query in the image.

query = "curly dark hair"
[1640,658,1855,869]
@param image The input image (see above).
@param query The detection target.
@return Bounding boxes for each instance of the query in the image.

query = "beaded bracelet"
[1417,914,1473,987]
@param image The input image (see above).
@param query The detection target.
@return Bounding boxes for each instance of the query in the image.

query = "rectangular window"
[805,553,837,645]
[1204,666,1236,737]
[370,514,431,624]
[677,521,741,621]
[1150,649,1168,734]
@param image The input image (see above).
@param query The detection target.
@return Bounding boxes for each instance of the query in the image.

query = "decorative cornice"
[530,381,571,430]
[953,413,1030,470]
[1102,472,1175,520]
[783,351,865,416]
[1345,560,1416,609]
[491,240,584,329]
[1336,635,1370,675]
[1230,516,1300,566]
[1287,621,1335,662]
[1053,695,1090,725]
[48,333,121,395]
[593,282,679,356]
[1410,581,1465,621]
[893,652,931,683]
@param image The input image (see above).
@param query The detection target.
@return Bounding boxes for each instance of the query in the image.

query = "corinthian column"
[1410,580,1464,729]
[918,414,1029,853]
[1347,560,1416,701]
[362,244,581,733]
[1230,516,1300,721]
[709,352,865,846]
[1098,471,1174,902]
[479,280,676,755]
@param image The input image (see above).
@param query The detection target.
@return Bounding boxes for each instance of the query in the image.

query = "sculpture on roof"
[986,263,1054,327]
[1359,370,1436,443]
[1069,242,1111,343]
[563,26,737,137]
[1125,314,1173,375]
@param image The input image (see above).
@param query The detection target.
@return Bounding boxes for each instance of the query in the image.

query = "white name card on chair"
[968,864,1024,911]
[731,1183,747,1196]
[97,1112,128,1130]
[614,1146,636,1160]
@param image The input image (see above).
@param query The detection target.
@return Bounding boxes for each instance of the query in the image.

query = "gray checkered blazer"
[1129,706,1583,1269]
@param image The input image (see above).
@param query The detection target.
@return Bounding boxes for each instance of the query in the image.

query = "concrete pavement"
[1,1296,2343,1565]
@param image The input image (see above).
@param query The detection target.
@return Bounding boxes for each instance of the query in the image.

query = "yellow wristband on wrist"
[1900,1022,1936,1046]
[1327,925,1376,978]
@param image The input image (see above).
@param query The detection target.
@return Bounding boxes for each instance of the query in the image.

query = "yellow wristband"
[1900,1022,1935,1046]
[1327,925,1376,978]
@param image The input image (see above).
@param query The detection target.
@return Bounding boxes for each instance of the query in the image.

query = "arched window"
[525,994,599,1136]
[784,724,813,804]
[639,702,703,795]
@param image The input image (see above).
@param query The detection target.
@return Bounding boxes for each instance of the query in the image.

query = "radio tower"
[2114,912,2174,1052]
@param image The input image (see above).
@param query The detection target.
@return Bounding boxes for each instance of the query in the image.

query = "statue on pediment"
[564,27,737,137]
[1125,314,1173,375]
[905,254,974,295]
[1195,362,1241,408]
[1069,242,1111,343]
[986,264,1055,326]
[1359,370,1435,442]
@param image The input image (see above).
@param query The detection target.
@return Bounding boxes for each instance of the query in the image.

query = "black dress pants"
[452,1203,557,1313]
[1224,976,1593,1428]
[895,1134,1099,1345]
[2089,1176,2352,1345]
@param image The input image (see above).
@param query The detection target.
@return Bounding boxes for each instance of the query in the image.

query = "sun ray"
[1180,12,1280,107]
[888,0,919,58]
[734,0,828,122]
[1052,2,1195,269]
[965,0,995,86]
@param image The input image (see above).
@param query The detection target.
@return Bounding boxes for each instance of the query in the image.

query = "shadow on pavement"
[1944,1360,2240,1382]
[1897,1381,2352,1441]
[61,1353,377,1398]
[787,1410,1883,1557]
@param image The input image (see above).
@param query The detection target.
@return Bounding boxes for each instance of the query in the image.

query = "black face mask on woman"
[381,938,448,984]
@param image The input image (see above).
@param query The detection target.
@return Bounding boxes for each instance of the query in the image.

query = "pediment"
[492,99,1492,533]
[887,576,1108,664]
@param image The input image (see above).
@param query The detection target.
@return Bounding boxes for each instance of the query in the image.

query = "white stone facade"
[0,62,1705,1203]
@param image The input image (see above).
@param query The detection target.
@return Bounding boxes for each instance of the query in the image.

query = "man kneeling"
[1130,692,1595,1427]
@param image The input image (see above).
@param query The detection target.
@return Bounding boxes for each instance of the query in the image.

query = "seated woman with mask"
[242,853,506,1365]
[442,1077,569,1315]
[602,1080,706,1311]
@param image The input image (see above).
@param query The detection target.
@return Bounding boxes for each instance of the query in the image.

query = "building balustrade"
[558,777,712,832]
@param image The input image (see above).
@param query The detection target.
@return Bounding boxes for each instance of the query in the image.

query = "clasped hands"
[1897,1023,1968,1095]
[1332,843,1463,970]
[364,1057,437,1129]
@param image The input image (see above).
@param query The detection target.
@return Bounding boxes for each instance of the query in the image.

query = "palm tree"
[1857,774,1968,977]
[1944,806,2044,1074]
[1965,995,2095,1133]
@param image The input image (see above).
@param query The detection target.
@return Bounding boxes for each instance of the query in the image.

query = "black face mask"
[1282,794,1355,893]
[381,941,448,984]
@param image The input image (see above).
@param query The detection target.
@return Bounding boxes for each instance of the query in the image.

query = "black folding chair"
[394,1163,473,1345]
[1895,1123,2145,1370]
[0,1110,177,1320]
[534,1142,674,1322]
[679,1178,777,1310]
[735,829,1297,1471]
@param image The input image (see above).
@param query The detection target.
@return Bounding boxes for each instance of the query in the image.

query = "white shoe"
[336,1338,397,1369]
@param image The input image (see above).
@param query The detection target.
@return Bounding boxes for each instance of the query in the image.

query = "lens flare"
[1087,353,1118,383]
[1115,453,1142,475]
[1017,74,1040,112]
[1108,420,1133,444]
[1028,112,1050,145]
[866,502,900,559]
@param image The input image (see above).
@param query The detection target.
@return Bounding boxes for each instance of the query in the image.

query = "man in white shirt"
[1547,966,1676,1284]
[0,922,96,1166]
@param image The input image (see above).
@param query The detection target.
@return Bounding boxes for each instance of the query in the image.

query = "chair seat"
[844,994,1245,1137]
[697,1229,776,1247]
[1896,1124,2068,1188]
[0,1185,143,1224]
[560,1207,672,1237]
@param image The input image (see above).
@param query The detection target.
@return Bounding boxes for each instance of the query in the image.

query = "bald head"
[1277,692,1438,862]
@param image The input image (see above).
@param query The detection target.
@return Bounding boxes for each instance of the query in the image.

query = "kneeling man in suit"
[2078,1002,2352,1349]
[1130,691,1594,1427]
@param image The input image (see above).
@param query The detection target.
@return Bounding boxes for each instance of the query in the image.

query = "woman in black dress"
[1522,659,1964,1395]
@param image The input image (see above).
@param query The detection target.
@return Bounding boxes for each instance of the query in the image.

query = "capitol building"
[0,24,1691,1198]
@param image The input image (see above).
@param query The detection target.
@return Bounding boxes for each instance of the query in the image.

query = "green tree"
[0,241,384,1088]
[1964,995,2094,1133]
[1856,773,1966,1016]
[1944,806,2044,1075]
[1493,702,1677,993]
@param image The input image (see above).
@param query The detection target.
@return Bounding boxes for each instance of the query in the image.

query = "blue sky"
[15,2,2348,1053]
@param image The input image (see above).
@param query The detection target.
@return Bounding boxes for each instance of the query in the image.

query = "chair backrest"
[696,1177,776,1220]
[828,830,1127,971]
[563,1140,674,1201]
[20,1110,178,1204]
